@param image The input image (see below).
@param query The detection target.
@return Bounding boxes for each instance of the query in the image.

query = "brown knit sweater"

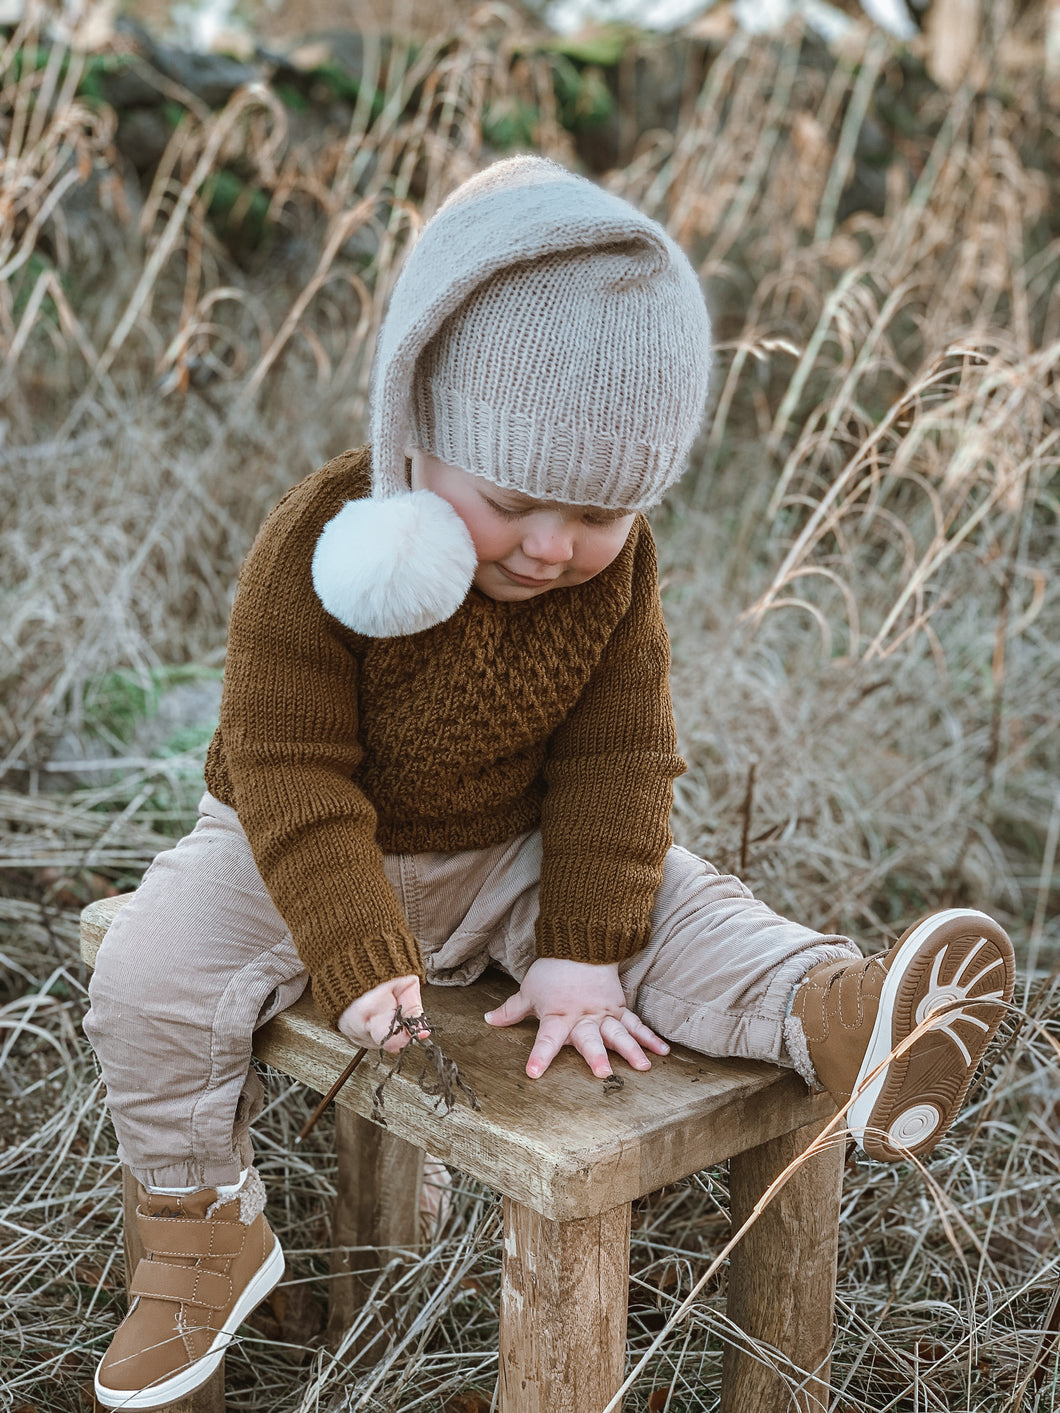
[205,446,684,1025]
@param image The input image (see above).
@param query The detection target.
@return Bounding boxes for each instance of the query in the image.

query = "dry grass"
[2,2,1059,1409]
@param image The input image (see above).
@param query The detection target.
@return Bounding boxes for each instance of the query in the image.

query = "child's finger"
[599,1015,651,1072]
[378,1030,412,1054]
[484,989,533,1028]
[570,1019,615,1079]
[376,1016,415,1052]
[394,978,430,1037]
[525,1014,573,1077]
[621,1009,670,1055]
[373,977,430,1051]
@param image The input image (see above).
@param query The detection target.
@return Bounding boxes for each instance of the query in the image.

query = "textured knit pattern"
[371,155,712,511]
[205,446,685,1024]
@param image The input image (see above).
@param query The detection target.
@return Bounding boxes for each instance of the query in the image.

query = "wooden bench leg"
[113,1167,226,1413]
[327,1107,424,1352]
[499,1195,630,1413]
[721,1119,843,1413]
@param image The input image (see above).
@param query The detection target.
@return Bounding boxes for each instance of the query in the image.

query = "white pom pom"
[312,491,477,637]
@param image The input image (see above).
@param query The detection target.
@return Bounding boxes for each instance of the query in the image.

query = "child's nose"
[522,518,575,564]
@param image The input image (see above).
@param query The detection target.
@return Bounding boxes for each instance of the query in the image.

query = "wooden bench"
[81,893,843,1413]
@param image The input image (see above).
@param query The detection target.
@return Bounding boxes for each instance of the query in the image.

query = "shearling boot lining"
[783,1009,820,1090]
[207,1166,266,1225]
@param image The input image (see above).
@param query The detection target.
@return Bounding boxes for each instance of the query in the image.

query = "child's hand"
[484,957,669,1080]
[337,975,429,1054]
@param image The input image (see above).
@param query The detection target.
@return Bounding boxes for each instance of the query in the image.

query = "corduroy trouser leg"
[84,792,860,1187]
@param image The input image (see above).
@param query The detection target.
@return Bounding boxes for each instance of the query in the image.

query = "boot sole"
[94,1236,285,1409]
[846,909,1014,1161]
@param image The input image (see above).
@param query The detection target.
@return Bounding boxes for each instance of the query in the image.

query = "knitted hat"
[312,156,712,637]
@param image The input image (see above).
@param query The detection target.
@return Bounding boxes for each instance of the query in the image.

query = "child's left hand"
[484,957,669,1080]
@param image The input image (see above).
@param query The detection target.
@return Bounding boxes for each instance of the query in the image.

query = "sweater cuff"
[536,916,650,968]
[310,931,426,1027]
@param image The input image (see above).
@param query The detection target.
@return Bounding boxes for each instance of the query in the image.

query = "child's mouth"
[499,566,559,588]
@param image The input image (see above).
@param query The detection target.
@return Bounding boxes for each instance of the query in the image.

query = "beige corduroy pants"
[84,791,859,1189]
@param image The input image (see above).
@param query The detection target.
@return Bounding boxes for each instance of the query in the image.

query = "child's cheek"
[581,532,627,579]
[466,516,517,565]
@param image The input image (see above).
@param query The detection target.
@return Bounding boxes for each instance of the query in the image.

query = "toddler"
[84,156,1015,1409]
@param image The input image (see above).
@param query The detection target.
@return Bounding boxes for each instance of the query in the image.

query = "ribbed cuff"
[310,931,426,1026]
[536,916,650,968]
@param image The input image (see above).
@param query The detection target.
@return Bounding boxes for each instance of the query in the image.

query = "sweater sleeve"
[536,522,685,967]
[216,451,423,1025]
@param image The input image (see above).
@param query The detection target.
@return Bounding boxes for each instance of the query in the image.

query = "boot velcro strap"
[130,1260,232,1310]
[137,1214,246,1258]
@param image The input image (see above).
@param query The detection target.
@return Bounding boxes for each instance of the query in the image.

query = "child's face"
[409,451,636,602]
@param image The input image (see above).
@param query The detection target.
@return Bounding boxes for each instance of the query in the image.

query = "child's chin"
[478,583,543,602]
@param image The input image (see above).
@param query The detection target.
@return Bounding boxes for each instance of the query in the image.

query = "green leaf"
[543,22,640,68]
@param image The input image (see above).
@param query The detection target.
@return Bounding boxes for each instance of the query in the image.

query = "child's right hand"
[337,975,429,1054]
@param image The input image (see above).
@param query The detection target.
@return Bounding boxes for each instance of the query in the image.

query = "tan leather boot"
[95,1184,284,1409]
[789,909,1014,1161]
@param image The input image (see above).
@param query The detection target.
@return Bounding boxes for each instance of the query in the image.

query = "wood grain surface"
[83,895,834,1221]
[327,1107,424,1351]
[721,1118,844,1413]
[499,1196,631,1413]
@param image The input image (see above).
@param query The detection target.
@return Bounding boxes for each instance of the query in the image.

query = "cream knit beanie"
[312,156,712,637]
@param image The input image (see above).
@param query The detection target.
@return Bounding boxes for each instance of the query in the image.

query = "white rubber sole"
[95,1237,285,1409]
[846,908,1010,1156]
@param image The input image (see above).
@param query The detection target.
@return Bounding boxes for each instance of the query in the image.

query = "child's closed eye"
[484,496,529,520]
[484,494,625,528]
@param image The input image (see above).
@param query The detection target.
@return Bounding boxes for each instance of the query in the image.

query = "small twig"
[294,1047,367,1144]
[296,1007,441,1140]
[371,1009,480,1125]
